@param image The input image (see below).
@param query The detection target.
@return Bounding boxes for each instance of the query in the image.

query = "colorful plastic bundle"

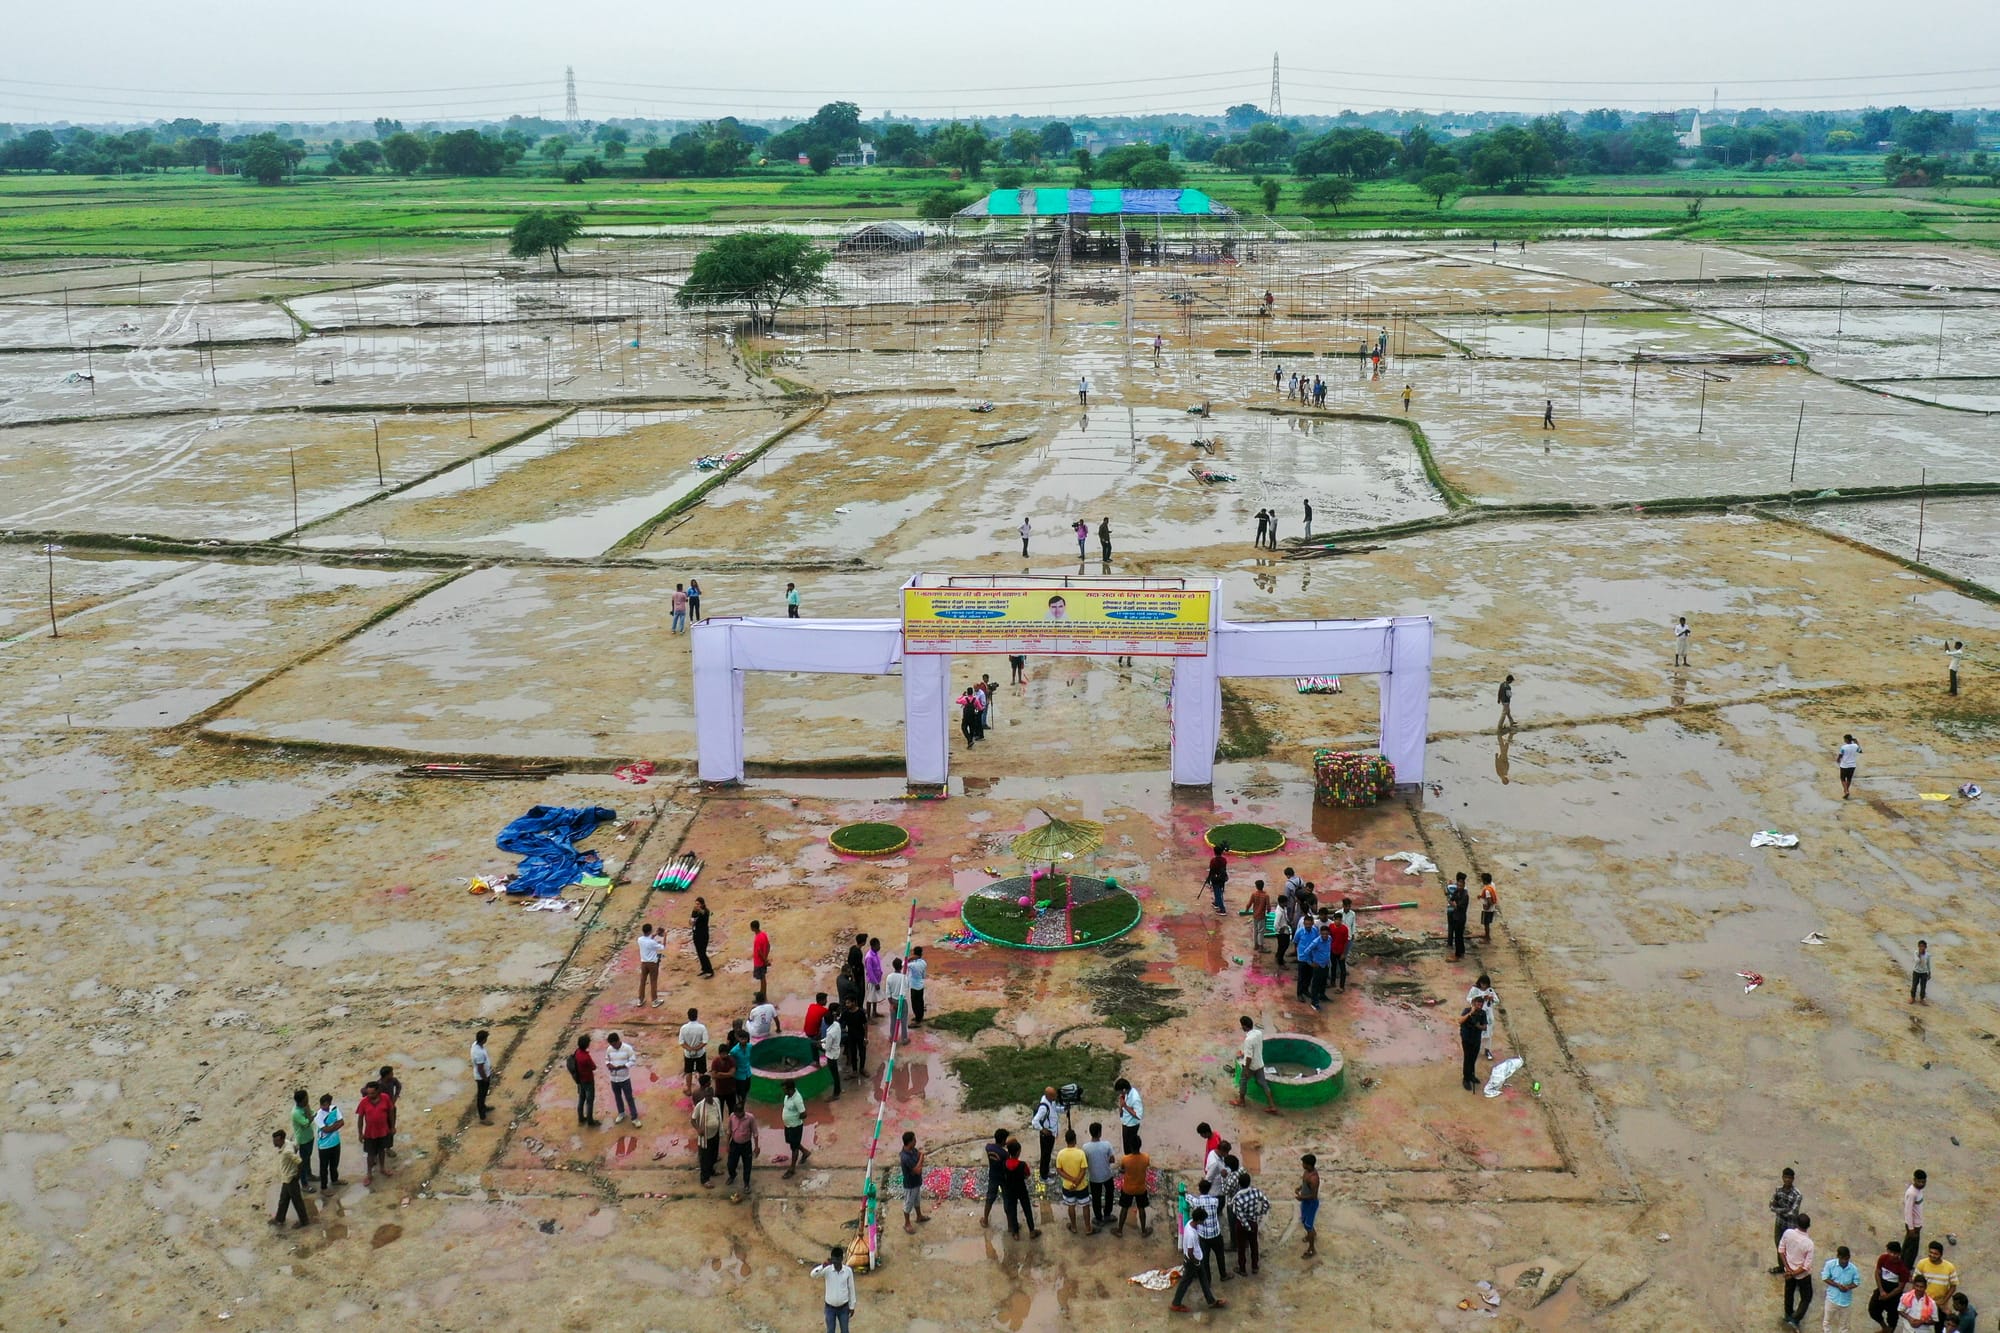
[1312,749,1396,808]
[1294,675,1342,694]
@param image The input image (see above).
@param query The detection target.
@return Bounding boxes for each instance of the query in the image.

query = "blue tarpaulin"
[497,805,616,897]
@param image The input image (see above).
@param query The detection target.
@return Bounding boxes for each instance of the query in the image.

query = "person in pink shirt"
[670,583,689,635]
[1779,1213,1816,1328]
[355,1082,395,1186]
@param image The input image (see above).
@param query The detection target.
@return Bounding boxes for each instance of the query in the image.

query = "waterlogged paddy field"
[4,238,2000,1333]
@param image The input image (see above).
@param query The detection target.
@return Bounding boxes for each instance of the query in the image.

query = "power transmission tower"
[565,66,580,135]
[1269,55,1283,117]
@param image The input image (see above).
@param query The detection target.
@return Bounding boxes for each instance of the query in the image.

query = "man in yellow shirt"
[1055,1128,1094,1235]
[1915,1240,1959,1305]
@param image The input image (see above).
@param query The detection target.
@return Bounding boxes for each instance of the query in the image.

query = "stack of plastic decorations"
[1294,675,1342,694]
[1312,749,1396,808]
[938,929,980,951]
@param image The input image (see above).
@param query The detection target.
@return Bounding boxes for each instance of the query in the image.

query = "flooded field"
[3,236,1998,1333]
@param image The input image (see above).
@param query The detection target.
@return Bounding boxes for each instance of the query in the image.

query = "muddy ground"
[2,237,1999,1332]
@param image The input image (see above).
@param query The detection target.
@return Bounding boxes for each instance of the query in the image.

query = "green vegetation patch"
[926,1006,999,1040]
[828,821,910,856]
[948,1041,1123,1112]
[1082,952,1185,1041]
[1204,822,1286,855]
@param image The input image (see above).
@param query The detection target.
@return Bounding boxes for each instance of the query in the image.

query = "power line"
[1288,63,2000,89]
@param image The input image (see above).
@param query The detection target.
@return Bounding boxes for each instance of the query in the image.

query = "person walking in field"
[785,582,800,618]
[685,578,702,622]
[1946,640,1964,695]
[1246,879,1270,954]
[1498,674,1517,731]
[1910,943,1932,1005]
[604,1031,640,1126]
[1674,616,1691,667]
[1018,517,1032,559]
[1303,499,1313,539]
[1098,517,1112,562]
[899,1131,929,1232]
[1234,1015,1278,1114]
[1402,383,1412,413]
[1458,995,1487,1091]
[1074,519,1089,560]
[637,923,662,1007]
[1836,734,1862,799]
[691,897,714,979]
[1542,399,1556,429]
[1078,375,1090,407]
[671,583,688,635]
[269,1129,311,1229]
[1296,1153,1319,1258]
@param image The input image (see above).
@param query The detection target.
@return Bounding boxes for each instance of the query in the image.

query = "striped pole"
[854,896,919,1271]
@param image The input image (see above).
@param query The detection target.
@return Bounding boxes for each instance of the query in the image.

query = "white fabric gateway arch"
[690,602,1430,789]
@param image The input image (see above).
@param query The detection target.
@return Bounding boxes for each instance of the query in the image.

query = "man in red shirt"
[1868,1242,1912,1331]
[751,921,771,1000]
[569,1034,599,1127]
[1327,917,1352,993]
[1204,845,1230,915]
[803,992,830,1041]
[355,1082,395,1186]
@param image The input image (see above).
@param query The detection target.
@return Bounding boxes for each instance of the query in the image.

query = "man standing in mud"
[1446,872,1470,960]
[1769,1167,1803,1272]
[1019,517,1032,559]
[1498,674,1516,731]
[1674,616,1691,667]
[1098,517,1112,563]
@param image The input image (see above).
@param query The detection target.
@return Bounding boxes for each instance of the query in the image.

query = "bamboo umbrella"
[1011,811,1104,943]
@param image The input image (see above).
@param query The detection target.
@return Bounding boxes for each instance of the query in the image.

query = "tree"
[1004,128,1041,164]
[430,129,506,175]
[1039,121,1074,157]
[1896,110,1954,154]
[1127,158,1184,188]
[932,122,992,178]
[806,145,834,174]
[1294,128,1398,180]
[878,123,924,165]
[1400,124,1436,172]
[381,132,428,175]
[1072,147,1094,185]
[676,231,834,331]
[603,139,625,162]
[1223,103,1266,132]
[1580,108,1623,134]
[1098,142,1176,186]
[917,189,970,220]
[508,210,584,273]
[540,135,571,165]
[1300,176,1356,213]
[1419,170,1463,211]
[373,118,403,140]
[1258,177,1282,212]
[241,141,288,185]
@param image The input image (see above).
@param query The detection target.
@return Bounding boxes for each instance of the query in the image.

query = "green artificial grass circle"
[962,876,1142,950]
[828,821,911,856]
[1203,822,1286,855]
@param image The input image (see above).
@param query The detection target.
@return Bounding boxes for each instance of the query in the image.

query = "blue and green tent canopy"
[956,187,1232,218]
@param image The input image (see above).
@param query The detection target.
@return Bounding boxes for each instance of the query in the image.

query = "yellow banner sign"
[902,586,1211,656]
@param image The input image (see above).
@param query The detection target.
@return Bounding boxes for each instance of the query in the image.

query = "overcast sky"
[5,0,1997,124]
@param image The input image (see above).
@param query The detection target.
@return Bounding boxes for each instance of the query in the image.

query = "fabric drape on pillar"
[691,618,907,783]
[1167,616,1431,788]
[902,652,952,785]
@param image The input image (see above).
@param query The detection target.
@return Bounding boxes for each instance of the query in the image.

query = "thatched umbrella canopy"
[1011,812,1104,866]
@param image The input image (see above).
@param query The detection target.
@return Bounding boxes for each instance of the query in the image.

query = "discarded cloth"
[1381,851,1438,875]
[1959,783,1982,799]
[497,805,615,897]
[1483,1057,1524,1098]
[1800,931,1828,945]
[1737,971,1764,993]
[1128,1268,1180,1292]
[1749,831,1798,849]
[1919,793,1952,802]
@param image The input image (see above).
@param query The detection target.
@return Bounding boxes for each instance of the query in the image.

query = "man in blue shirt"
[1299,922,1330,1012]
[1821,1244,1860,1330]
[1294,918,1321,1004]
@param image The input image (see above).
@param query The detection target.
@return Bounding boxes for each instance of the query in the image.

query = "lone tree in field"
[675,231,833,331]
[1300,176,1357,214]
[509,210,584,274]
[1420,170,1464,211]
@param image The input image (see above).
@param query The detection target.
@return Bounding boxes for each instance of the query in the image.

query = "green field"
[0,160,1993,262]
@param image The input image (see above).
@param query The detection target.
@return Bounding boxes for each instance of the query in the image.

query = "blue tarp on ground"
[497,804,616,897]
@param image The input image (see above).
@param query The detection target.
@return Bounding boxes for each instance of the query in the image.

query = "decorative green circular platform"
[828,822,911,857]
[746,1034,834,1104]
[1204,822,1286,855]
[961,875,1142,951]
[1230,1034,1345,1108]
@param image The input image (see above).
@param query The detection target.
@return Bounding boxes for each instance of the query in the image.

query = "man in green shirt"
[289,1088,315,1194]
[781,1080,812,1178]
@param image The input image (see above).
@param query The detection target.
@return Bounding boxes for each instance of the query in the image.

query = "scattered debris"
[1381,851,1438,875]
[1484,1057,1525,1098]
[1737,971,1764,993]
[1750,831,1799,849]
[1800,931,1828,945]
[1129,1268,1180,1292]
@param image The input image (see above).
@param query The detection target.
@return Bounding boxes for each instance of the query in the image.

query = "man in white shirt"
[810,1245,857,1333]
[746,999,779,1041]
[820,1011,843,1100]
[1031,1087,1061,1180]
[1674,616,1691,666]
[1233,1015,1278,1113]
[679,1008,709,1093]
[636,924,663,1008]
[1169,1207,1224,1312]
[1946,640,1964,696]
[907,947,928,1027]
[883,959,911,1043]
[1018,517,1032,558]
[1114,1078,1144,1153]
[603,1032,640,1127]
[1836,734,1862,799]
[470,1030,493,1124]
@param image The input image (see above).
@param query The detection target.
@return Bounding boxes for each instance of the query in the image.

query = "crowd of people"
[1766,1166,1975,1331]
[265,1065,405,1228]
